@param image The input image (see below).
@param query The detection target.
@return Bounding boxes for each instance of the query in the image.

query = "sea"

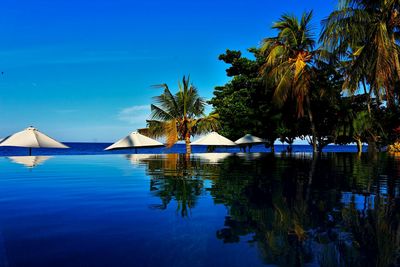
[0,143,366,156]
[1,143,394,266]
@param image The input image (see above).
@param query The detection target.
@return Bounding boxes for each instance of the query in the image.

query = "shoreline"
[0,143,373,157]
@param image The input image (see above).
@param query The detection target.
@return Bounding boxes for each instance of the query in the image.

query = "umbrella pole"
[29,147,32,156]
[135,148,138,154]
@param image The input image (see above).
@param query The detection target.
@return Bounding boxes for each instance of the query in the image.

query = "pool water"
[0,153,398,266]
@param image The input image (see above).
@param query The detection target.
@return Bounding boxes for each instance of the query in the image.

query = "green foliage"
[320,0,400,108]
[260,11,315,117]
[148,76,219,153]
[209,49,280,145]
[209,5,400,150]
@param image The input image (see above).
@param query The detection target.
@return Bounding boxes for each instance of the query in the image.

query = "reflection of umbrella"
[236,152,262,160]
[8,156,52,168]
[195,153,231,163]
[0,127,68,155]
[191,132,236,146]
[105,132,164,152]
[235,134,266,152]
[126,154,155,165]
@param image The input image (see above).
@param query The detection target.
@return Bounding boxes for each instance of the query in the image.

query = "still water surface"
[0,153,398,266]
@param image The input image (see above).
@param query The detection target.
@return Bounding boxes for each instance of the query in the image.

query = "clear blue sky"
[0,0,336,142]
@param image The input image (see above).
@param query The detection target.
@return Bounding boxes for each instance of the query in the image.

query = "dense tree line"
[210,1,400,153]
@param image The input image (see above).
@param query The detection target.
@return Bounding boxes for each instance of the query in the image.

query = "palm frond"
[150,104,174,121]
[165,119,178,148]
[146,120,166,139]
[149,76,216,152]
[193,113,220,135]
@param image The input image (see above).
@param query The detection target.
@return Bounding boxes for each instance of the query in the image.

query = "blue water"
[0,143,366,156]
[0,154,261,267]
[0,152,396,266]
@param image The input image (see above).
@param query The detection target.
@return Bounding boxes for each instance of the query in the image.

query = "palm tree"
[147,76,219,154]
[260,11,318,152]
[320,0,400,108]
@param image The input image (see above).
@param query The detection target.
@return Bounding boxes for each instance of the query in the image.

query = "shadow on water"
[129,152,400,266]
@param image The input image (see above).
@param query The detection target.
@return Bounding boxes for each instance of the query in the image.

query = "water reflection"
[128,154,207,217]
[8,156,52,168]
[195,152,231,163]
[125,154,158,167]
[129,152,400,266]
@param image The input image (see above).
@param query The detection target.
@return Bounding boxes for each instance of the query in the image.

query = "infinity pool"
[0,153,398,266]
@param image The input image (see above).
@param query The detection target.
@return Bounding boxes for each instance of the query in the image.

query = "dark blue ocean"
[0,143,366,156]
[0,137,399,267]
[0,152,398,266]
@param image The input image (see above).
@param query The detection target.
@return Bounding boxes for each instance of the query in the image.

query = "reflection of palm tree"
[210,153,400,266]
[150,175,202,217]
[129,152,400,265]
[211,154,319,265]
[341,195,400,267]
[144,154,222,217]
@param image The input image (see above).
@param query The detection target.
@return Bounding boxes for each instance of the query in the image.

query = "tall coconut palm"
[260,11,318,152]
[147,76,219,154]
[320,0,400,108]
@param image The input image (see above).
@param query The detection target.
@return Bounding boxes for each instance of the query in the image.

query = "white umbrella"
[235,134,266,152]
[105,131,164,152]
[235,134,266,145]
[8,156,52,168]
[0,127,68,155]
[191,132,236,146]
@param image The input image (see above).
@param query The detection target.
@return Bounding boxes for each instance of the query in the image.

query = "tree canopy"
[210,7,400,153]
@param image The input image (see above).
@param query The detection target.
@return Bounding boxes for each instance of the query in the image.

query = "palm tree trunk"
[362,79,372,116]
[305,95,317,153]
[356,138,362,153]
[392,34,400,105]
[185,134,191,154]
[267,138,275,153]
[367,137,377,154]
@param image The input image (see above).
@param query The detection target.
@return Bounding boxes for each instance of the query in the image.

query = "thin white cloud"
[117,105,150,125]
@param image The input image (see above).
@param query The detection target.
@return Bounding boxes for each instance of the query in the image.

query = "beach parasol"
[235,134,266,152]
[191,132,236,148]
[0,127,69,155]
[105,131,164,153]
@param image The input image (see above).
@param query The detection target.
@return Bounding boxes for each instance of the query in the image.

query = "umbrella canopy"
[235,134,266,145]
[8,156,52,168]
[191,132,236,146]
[105,132,163,150]
[0,127,68,149]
